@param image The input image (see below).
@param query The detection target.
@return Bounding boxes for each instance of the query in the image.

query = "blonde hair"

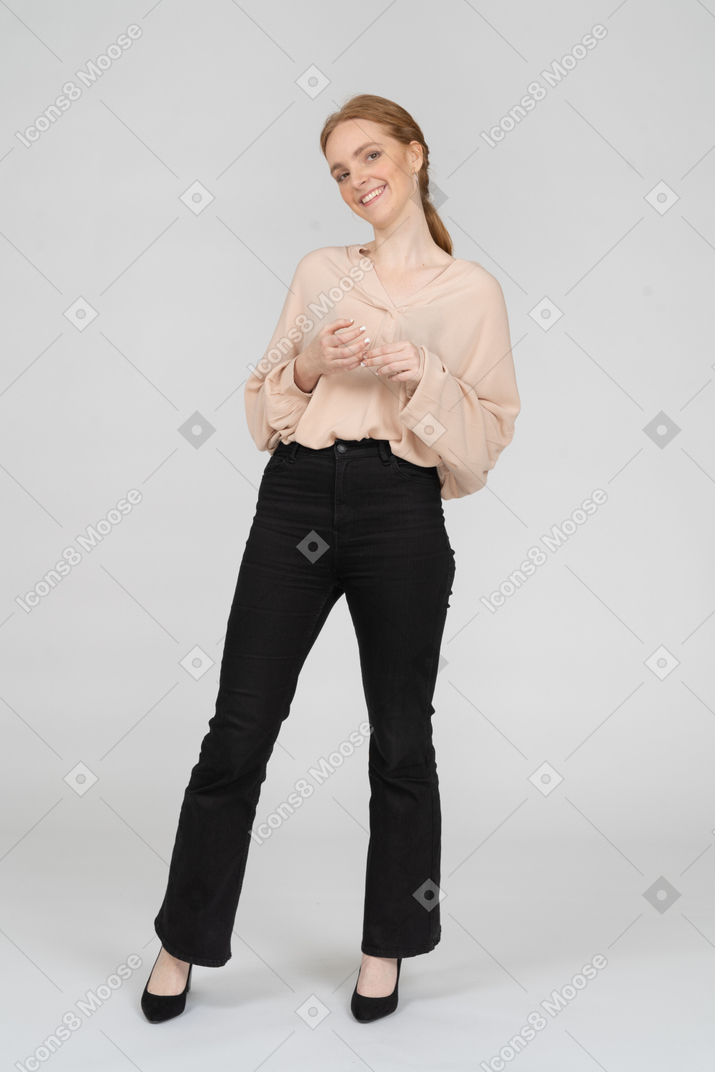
[320,93,453,256]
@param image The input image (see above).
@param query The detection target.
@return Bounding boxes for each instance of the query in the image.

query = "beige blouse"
[244,244,521,500]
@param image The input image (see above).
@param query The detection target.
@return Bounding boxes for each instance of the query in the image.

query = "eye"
[336,150,381,183]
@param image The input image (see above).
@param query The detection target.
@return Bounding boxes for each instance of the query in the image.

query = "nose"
[352,166,371,194]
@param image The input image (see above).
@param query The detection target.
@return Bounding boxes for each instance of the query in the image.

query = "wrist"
[294,351,320,394]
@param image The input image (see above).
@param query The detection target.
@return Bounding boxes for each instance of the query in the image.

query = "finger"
[363,344,404,357]
[329,345,369,365]
[329,325,369,344]
[375,360,410,377]
[330,334,370,354]
[336,325,368,343]
[331,320,369,337]
[362,348,403,363]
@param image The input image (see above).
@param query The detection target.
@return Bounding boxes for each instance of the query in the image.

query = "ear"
[408,140,424,174]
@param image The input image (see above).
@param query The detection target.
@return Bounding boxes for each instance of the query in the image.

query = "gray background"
[1,1,714,1068]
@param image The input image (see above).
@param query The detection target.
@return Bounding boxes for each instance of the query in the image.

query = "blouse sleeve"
[399,270,521,498]
[244,255,315,452]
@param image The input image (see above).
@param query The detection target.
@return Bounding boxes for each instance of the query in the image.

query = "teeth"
[361,186,385,204]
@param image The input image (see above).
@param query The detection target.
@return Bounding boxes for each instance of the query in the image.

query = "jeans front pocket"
[263,451,289,477]
[391,453,440,486]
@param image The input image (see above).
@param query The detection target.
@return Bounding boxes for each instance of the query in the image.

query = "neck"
[361,209,445,269]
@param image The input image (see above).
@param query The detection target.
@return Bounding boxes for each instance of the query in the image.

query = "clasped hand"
[302,317,422,385]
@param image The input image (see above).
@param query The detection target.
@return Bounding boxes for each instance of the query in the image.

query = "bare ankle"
[160,947,189,968]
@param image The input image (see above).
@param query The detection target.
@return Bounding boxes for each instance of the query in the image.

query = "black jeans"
[153,437,456,966]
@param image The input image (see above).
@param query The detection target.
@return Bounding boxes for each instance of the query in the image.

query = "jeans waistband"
[274,438,394,462]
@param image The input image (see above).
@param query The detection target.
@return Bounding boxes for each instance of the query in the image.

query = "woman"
[141,93,520,1024]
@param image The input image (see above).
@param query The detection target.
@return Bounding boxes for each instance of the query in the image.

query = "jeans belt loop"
[377,440,392,466]
[289,440,299,463]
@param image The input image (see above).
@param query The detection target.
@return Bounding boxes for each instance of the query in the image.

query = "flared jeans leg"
[346,565,454,958]
[153,494,344,966]
[338,448,455,957]
[153,438,455,966]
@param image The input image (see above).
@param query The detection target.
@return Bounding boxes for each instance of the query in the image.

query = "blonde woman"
[142,93,520,1024]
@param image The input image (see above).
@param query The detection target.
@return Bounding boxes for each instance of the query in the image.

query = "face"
[325,118,423,225]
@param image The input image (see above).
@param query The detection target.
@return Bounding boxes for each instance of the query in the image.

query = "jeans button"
[337,444,347,453]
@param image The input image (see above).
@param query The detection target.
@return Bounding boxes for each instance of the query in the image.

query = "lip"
[359,184,386,207]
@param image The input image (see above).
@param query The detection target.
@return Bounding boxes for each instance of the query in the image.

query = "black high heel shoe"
[141,950,193,1023]
[351,957,402,1023]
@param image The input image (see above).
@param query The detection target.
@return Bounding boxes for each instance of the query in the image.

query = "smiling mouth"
[360,185,386,206]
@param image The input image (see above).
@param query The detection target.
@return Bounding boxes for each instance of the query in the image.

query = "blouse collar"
[345,243,473,313]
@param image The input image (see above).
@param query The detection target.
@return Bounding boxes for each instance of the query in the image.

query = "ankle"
[159,947,189,968]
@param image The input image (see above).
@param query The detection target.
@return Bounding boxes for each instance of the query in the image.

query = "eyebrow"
[329,142,382,176]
